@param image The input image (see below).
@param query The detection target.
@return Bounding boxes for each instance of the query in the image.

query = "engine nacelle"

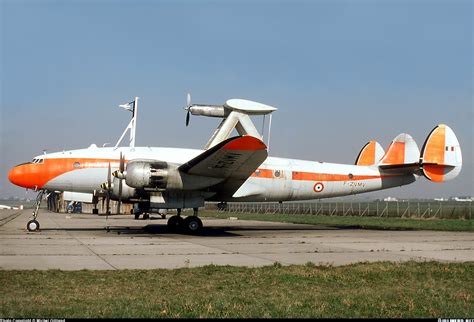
[189,105,226,118]
[125,161,182,191]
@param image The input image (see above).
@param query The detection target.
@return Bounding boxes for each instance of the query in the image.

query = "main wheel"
[27,220,40,232]
[183,216,203,234]
[143,213,150,220]
[167,216,184,231]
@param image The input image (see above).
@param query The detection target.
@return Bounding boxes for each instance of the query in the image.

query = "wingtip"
[223,136,267,151]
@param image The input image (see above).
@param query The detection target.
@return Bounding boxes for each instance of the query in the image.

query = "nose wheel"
[27,220,40,232]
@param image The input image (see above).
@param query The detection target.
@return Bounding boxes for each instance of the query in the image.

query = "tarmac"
[0,209,472,270]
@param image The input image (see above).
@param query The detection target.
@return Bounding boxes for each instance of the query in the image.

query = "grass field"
[0,261,472,318]
[201,211,474,231]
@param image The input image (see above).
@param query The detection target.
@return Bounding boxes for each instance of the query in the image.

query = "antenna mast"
[114,97,139,149]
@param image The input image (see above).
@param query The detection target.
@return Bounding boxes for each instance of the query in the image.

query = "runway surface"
[0,209,472,270]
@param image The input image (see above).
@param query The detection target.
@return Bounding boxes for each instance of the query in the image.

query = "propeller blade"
[106,162,111,215]
[107,162,112,186]
[116,179,122,215]
[116,152,125,214]
[119,152,125,173]
[185,93,192,127]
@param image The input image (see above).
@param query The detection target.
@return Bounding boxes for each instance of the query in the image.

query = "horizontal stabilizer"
[355,141,385,166]
[420,124,462,182]
[379,133,420,166]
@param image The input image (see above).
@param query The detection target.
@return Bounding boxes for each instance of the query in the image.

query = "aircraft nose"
[8,163,37,189]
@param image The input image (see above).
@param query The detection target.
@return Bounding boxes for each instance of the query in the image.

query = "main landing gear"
[167,208,203,234]
[27,190,44,232]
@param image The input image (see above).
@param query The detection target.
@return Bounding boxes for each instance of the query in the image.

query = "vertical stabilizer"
[420,124,462,182]
[379,133,420,165]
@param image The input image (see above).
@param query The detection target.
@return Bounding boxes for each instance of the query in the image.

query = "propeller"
[105,162,111,216]
[115,152,126,215]
[99,162,112,216]
[185,93,192,127]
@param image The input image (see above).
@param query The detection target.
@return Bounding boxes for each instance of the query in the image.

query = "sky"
[0,0,472,200]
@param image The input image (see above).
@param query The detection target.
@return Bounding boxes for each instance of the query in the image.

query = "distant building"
[383,197,398,202]
[453,197,473,202]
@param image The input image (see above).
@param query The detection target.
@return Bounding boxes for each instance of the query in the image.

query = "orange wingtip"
[223,136,267,151]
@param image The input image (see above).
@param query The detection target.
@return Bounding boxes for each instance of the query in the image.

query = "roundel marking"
[313,182,324,193]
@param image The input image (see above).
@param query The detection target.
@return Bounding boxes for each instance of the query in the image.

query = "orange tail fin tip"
[379,133,420,166]
[356,124,462,183]
[355,141,385,166]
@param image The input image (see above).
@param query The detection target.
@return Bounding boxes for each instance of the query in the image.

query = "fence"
[207,201,473,220]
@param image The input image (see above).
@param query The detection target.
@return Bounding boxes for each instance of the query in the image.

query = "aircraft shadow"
[39,222,337,237]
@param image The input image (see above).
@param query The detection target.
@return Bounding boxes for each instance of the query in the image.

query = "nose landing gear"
[27,190,45,232]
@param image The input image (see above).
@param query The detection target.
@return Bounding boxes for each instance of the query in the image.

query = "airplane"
[8,96,463,233]
[0,205,20,210]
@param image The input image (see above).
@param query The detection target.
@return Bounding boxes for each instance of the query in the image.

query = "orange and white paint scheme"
[8,96,463,233]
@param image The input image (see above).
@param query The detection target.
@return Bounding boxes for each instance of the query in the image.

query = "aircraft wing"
[179,136,267,197]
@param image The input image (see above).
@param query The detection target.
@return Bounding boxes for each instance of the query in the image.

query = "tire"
[167,216,184,231]
[27,220,40,232]
[183,216,203,234]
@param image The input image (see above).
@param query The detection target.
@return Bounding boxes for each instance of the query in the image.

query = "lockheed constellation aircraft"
[8,96,462,233]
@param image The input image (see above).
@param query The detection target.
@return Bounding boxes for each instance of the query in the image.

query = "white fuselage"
[38,146,416,202]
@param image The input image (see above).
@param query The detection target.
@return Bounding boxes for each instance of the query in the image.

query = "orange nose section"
[8,164,39,189]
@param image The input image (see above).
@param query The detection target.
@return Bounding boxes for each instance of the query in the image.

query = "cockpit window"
[31,158,44,164]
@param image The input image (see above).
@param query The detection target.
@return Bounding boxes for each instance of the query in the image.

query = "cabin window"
[348,173,354,180]
[274,170,281,177]
[73,162,81,168]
